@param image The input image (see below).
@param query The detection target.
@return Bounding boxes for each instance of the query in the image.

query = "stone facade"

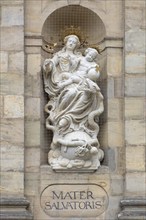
[0,0,145,219]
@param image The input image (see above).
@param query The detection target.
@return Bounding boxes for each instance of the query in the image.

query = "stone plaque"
[40,183,109,218]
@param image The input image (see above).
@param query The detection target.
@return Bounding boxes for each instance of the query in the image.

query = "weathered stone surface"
[25,74,40,97]
[120,199,146,207]
[142,7,146,28]
[1,142,23,172]
[25,37,42,48]
[9,51,24,73]
[125,0,145,8]
[1,118,24,144]
[105,0,123,37]
[24,172,40,196]
[24,75,33,97]
[107,77,114,98]
[125,7,143,29]
[0,0,24,5]
[111,175,124,195]
[125,120,145,145]
[125,53,145,74]
[0,197,33,220]
[99,79,107,99]
[68,0,81,5]
[106,147,124,174]
[25,97,40,119]
[1,73,24,95]
[107,49,122,76]
[40,165,110,189]
[4,95,24,118]
[25,0,42,35]
[25,46,41,54]
[125,98,144,119]
[0,171,24,196]
[114,77,124,98]
[118,211,146,219]
[99,123,108,147]
[125,76,146,97]
[118,198,146,220]
[117,147,125,174]
[106,148,116,172]
[1,5,24,26]
[0,51,8,72]
[105,196,122,220]
[25,148,40,172]
[1,27,24,51]
[108,98,122,120]
[125,30,145,53]
[0,95,4,118]
[125,172,146,195]
[126,146,145,171]
[25,120,40,147]
[27,54,41,75]
[108,121,123,147]
[0,197,30,206]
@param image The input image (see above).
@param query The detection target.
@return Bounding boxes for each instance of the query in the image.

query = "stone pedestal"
[33,165,110,220]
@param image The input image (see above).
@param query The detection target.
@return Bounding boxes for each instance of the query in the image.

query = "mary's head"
[64,35,80,52]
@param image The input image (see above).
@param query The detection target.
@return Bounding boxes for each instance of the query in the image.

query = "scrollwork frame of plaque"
[40,183,109,219]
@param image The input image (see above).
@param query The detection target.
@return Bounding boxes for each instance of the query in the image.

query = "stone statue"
[43,34,104,172]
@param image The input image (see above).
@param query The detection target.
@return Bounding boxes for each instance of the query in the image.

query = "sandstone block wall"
[124,0,146,197]
[1,0,25,197]
[0,0,145,219]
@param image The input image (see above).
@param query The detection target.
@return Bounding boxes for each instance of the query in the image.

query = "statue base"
[48,131,104,172]
[51,165,100,173]
[48,144,104,172]
[38,165,110,220]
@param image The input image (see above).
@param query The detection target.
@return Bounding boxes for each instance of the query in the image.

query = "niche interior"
[41,5,106,165]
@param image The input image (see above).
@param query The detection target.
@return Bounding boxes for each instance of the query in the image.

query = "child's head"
[84,48,98,62]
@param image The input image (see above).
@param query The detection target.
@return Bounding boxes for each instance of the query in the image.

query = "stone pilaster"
[118,0,146,219]
[0,0,32,219]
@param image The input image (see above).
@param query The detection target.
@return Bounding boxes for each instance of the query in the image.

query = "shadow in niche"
[40,70,53,165]
[40,4,107,167]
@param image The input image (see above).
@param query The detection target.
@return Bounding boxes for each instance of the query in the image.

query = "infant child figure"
[58,48,100,90]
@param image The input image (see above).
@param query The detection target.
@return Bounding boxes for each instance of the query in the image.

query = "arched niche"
[40,5,107,165]
[42,5,106,46]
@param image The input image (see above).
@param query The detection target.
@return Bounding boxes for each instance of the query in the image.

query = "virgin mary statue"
[43,34,104,172]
